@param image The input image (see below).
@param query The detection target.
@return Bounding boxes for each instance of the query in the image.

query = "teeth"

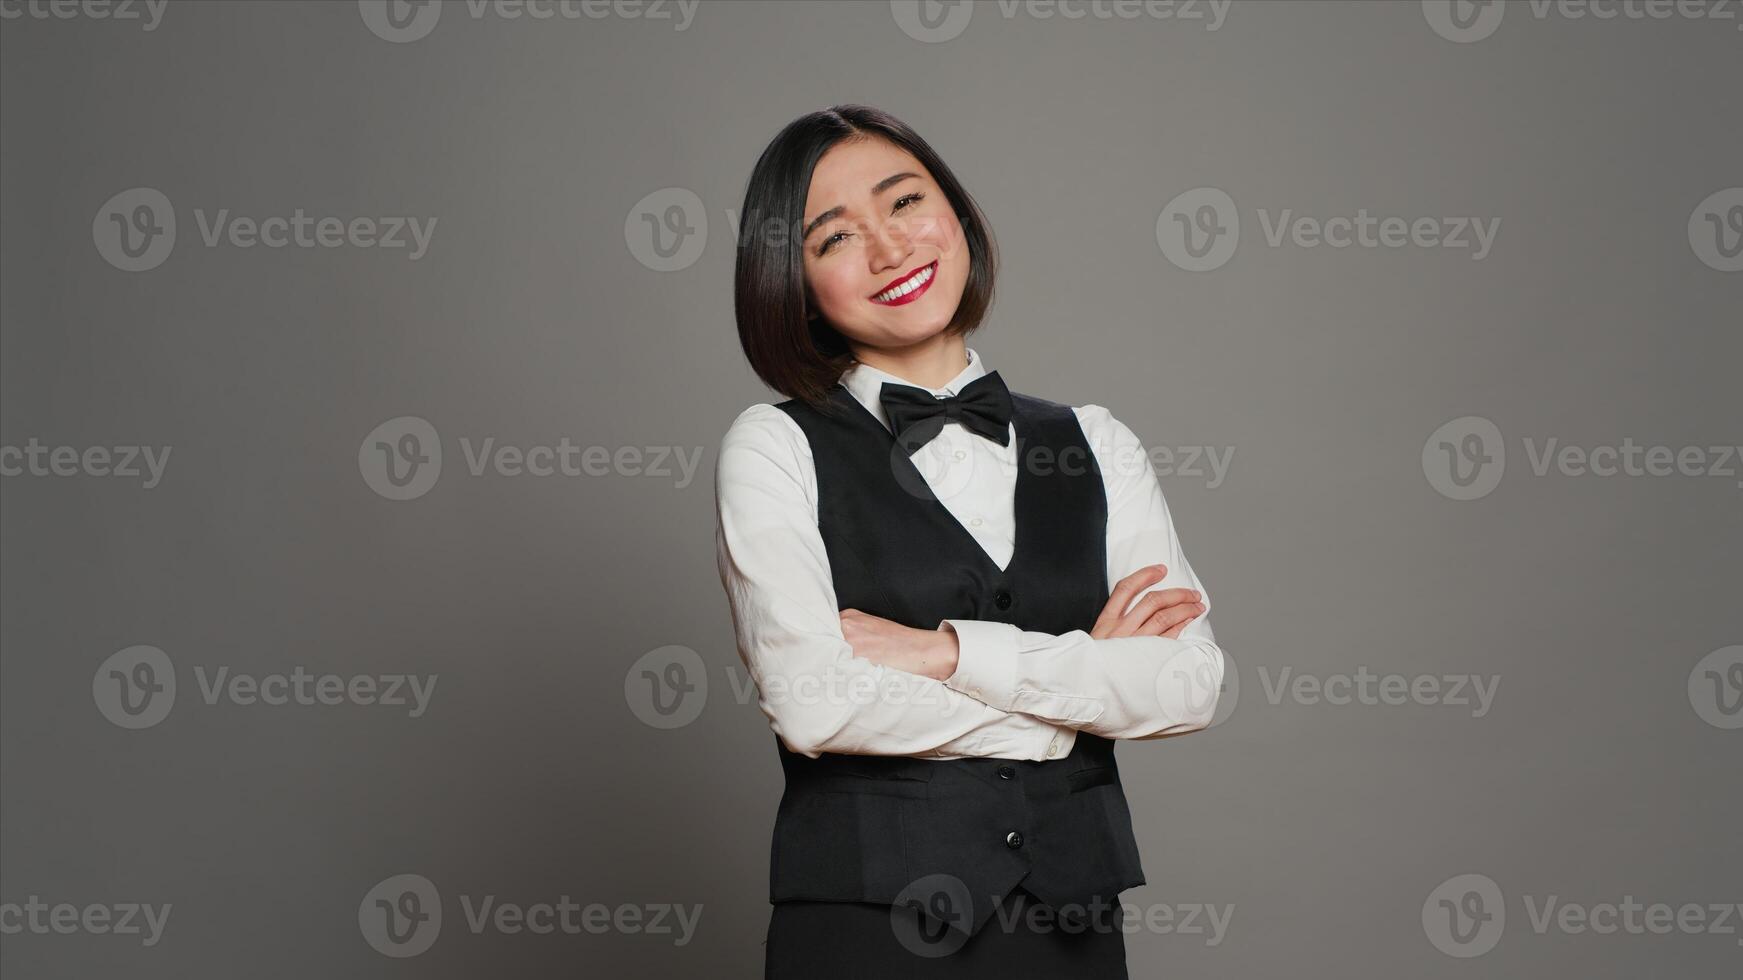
[874,263,934,302]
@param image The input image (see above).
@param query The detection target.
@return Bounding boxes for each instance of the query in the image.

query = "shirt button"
[996,765,1016,780]
[970,517,983,527]
[954,450,966,460]
[1046,739,1061,758]
[993,589,1013,610]
[1005,831,1024,849]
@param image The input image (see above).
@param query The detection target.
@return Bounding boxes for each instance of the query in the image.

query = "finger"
[1143,602,1205,638]
[1092,564,1168,636]
[1120,587,1199,620]
[1108,588,1201,638]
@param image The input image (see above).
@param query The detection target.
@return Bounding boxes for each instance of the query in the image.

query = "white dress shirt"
[714,346,1225,761]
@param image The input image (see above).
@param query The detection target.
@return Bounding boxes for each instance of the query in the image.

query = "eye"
[816,230,848,257]
[814,193,926,257]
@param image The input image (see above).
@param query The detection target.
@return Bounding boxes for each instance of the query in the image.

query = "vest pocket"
[1067,765,1117,793]
[770,788,922,901]
[803,773,932,799]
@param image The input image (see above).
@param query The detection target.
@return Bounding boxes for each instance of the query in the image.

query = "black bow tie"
[879,370,1014,456]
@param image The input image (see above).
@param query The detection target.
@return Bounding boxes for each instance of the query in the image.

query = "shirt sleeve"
[715,403,1071,761]
[938,404,1227,740]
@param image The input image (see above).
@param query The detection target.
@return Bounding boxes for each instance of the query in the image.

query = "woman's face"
[799,136,969,351]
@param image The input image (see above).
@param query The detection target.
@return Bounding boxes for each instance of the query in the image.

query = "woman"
[714,104,1226,979]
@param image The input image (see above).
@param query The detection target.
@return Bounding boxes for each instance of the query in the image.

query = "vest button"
[993,589,1013,610]
[1005,831,1024,849]
[996,765,1016,780]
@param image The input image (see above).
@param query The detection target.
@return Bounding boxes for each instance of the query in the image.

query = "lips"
[869,259,937,306]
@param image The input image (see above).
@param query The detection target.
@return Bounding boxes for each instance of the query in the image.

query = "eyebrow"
[801,171,921,243]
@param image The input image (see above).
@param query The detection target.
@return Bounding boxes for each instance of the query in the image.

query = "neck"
[848,333,969,390]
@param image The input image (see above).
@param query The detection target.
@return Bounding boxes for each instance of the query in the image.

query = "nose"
[867,214,913,274]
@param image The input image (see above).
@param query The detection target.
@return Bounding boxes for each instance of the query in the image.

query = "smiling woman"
[732,106,997,412]
[717,104,1224,979]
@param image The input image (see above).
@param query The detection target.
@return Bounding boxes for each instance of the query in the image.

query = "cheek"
[807,261,865,311]
[913,213,968,264]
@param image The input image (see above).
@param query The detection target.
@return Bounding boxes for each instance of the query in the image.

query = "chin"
[877,309,954,346]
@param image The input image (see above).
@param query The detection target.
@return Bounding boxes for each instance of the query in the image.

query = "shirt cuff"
[938,618,1021,710]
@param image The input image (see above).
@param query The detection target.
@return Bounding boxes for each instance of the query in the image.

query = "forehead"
[805,137,927,208]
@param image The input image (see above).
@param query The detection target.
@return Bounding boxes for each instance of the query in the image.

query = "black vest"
[769,381,1147,938]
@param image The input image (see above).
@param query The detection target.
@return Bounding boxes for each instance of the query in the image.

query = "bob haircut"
[733,104,999,414]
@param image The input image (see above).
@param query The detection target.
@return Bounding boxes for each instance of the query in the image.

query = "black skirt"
[764,884,1129,979]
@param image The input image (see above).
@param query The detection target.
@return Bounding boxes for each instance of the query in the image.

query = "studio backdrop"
[1,1,1738,977]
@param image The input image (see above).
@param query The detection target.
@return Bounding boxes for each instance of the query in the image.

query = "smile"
[868,260,937,306]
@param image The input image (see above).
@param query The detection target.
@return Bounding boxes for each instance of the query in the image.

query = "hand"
[839,608,960,681]
[1090,564,1205,640]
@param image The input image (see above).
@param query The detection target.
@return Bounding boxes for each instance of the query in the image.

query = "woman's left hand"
[840,609,960,681]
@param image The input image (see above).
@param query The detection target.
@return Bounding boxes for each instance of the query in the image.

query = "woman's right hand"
[1089,564,1205,640]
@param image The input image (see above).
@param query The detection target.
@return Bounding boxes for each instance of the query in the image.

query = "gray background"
[2,0,1739,976]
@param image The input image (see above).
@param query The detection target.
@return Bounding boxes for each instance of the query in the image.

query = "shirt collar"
[838,346,989,432]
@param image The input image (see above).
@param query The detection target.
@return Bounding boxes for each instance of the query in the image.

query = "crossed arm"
[714,402,1226,760]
